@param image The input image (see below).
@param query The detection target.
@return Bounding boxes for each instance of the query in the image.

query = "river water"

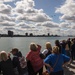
[0,37,73,56]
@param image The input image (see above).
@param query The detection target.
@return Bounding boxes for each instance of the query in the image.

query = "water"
[0,37,73,56]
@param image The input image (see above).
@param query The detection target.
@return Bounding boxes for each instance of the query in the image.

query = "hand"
[50,67,53,72]
[8,52,11,57]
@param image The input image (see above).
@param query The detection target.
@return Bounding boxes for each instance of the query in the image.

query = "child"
[10,48,28,75]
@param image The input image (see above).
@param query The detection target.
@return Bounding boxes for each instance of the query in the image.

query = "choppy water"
[0,37,73,56]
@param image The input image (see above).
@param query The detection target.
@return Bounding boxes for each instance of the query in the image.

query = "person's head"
[0,51,8,61]
[45,42,52,50]
[30,43,38,51]
[62,40,66,43]
[10,48,18,55]
[73,38,75,43]
[52,46,59,54]
[68,38,70,41]
[55,40,60,46]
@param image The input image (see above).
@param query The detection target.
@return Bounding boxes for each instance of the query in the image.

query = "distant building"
[8,30,13,37]
[25,33,28,36]
[29,33,33,36]
[48,33,50,36]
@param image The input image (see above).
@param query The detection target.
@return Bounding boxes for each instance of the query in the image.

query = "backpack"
[19,56,27,69]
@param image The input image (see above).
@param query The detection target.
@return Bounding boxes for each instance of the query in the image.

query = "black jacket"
[12,52,27,75]
[0,58,15,75]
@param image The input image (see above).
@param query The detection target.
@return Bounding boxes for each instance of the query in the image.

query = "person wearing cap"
[10,48,27,75]
[10,48,22,57]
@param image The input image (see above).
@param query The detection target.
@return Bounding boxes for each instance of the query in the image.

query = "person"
[44,46,70,75]
[26,43,43,75]
[71,38,75,60]
[55,40,61,54]
[10,48,28,75]
[67,38,71,49]
[0,51,16,75]
[65,40,71,57]
[60,40,66,55]
[42,42,52,58]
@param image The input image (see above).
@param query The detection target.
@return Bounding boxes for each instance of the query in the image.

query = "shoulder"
[7,58,12,61]
[49,54,55,56]
[46,54,54,58]
[26,51,32,57]
[42,49,48,54]
[26,51,33,60]
[61,54,70,59]
[0,58,12,64]
[12,56,19,61]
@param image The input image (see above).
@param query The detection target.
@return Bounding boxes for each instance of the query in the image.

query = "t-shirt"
[44,54,70,73]
[26,45,43,72]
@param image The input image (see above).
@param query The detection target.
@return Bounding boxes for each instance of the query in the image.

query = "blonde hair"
[46,42,52,50]
[30,43,38,51]
[0,51,8,61]
[52,46,59,54]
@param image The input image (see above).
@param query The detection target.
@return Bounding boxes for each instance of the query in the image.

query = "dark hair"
[55,40,60,46]
[16,51,22,57]
[11,48,18,53]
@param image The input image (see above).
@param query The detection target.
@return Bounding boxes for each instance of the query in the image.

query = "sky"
[0,0,75,36]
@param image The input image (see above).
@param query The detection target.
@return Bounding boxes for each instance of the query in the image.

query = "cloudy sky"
[0,0,75,36]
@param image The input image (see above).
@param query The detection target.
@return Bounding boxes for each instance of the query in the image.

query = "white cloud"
[0,4,12,14]
[4,27,15,30]
[55,0,75,36]
[14,0,52,22]
[1,0,74,35]
[42,21,58,28]
[15,0,35,9]
[59,22,69,28]
[0,14,15,22]
[16,13,52,22]
[30,13,52,22]
[60,15,75,22]
[56,0,75,22]
[0,21,16,26]
[0,0,14,3]
[17,22,31,29]
[71,24,75,29]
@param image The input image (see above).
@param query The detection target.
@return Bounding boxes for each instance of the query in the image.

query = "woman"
[42,42,52,58]
[26,43,43,75]
[0,51,16,75]
[55,40,61,54]
[44,46,70,75]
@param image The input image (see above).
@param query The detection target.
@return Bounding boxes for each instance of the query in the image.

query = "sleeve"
[26,51,31,61]
[62,54,70,62]
[12,57,20,68]
[42,49,48,56]
[44,55,51,64]
[37,44,41,51]
[12,57,21,73]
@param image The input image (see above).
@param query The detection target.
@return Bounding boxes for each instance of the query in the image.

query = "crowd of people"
[0,38,75,75]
